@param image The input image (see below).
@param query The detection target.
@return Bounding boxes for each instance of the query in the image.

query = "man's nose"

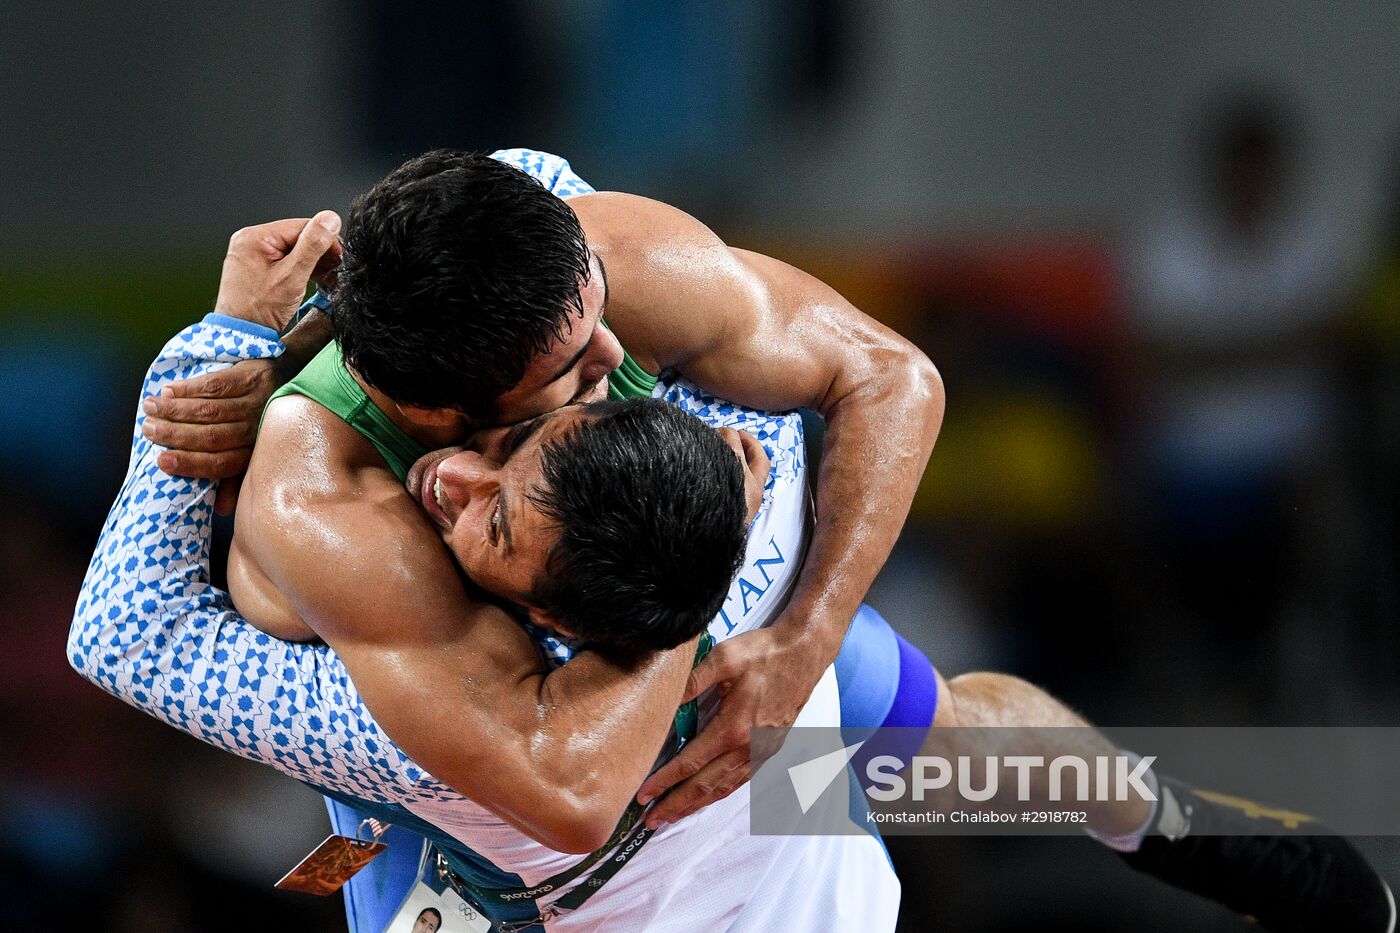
[590,324,624,377]
[435,450,497,509]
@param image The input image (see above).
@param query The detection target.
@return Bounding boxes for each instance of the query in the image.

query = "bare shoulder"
[250,394,385,505]
[570,193,754,372]
[570,192,717,244]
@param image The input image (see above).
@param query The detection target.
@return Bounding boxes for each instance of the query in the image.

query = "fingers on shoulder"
[156,447,252,480]
[143,416,256,452]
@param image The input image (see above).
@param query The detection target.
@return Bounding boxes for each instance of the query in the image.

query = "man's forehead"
[533,406,597,442]
[504,406,595,457]
[503,410,556,453]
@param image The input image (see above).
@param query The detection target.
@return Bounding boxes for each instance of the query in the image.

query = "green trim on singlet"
[268,342,429,483]
[603,319,659,400]
[268,329,658,481]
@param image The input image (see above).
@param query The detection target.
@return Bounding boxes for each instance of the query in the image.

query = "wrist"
[280,289,333,336]
[281,309,333,363]
[201,311,282,345]
[270,307,334,386]
[770,606,845,676]
[211,294,285,333]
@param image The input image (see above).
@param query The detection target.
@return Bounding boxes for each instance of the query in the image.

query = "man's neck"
[349,367,468,449]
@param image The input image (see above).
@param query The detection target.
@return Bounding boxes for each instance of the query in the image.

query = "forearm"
[785,348,944,658]
[322,628,692,852]
[485,645,695,851]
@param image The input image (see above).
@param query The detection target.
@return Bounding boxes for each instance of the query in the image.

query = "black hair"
[416,907,442,926]
[527,398,749,654]
[334,149,591,421]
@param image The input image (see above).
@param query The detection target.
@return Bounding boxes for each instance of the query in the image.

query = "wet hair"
[334,149,591,421]
[528,398,749,654]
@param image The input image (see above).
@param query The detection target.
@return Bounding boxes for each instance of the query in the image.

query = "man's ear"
[396,403,464,429]
[716,426,744,461]
[527,606,575,638]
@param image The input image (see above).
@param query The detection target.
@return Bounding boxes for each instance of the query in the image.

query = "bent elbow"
[898,345,945,427]
[540,784,632,855]
[67,600,101,681]
[547,813,621,856]
[453,761,630,855]
[68,572,138,690]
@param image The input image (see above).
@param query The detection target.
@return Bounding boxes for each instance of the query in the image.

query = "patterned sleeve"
[489,148,596,197]
[68,315,454,805]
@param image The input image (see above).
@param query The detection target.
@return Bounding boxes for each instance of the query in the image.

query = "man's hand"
[144,361,276,513]
[213,212,342,332]
[142,214,342,507]
[635,623,829,827]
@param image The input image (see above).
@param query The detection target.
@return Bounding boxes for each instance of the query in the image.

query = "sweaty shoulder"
[569,192,722,255]
[569,193,757,374]
[228,394,440,645]
[253,393,393,502]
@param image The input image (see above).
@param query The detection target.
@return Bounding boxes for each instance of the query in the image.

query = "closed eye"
[501,413,551,460]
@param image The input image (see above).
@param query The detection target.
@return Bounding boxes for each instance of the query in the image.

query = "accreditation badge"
[384,844,492,933]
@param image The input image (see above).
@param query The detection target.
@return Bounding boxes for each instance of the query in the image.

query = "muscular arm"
[581,193,944,671]
[71,316,689,855]
[576,193,942,820]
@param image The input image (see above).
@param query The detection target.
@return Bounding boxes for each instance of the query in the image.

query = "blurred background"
[3,1,1399,930]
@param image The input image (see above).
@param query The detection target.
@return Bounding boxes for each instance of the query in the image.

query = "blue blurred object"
[3,782,117,879]
[0,322,128,518]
